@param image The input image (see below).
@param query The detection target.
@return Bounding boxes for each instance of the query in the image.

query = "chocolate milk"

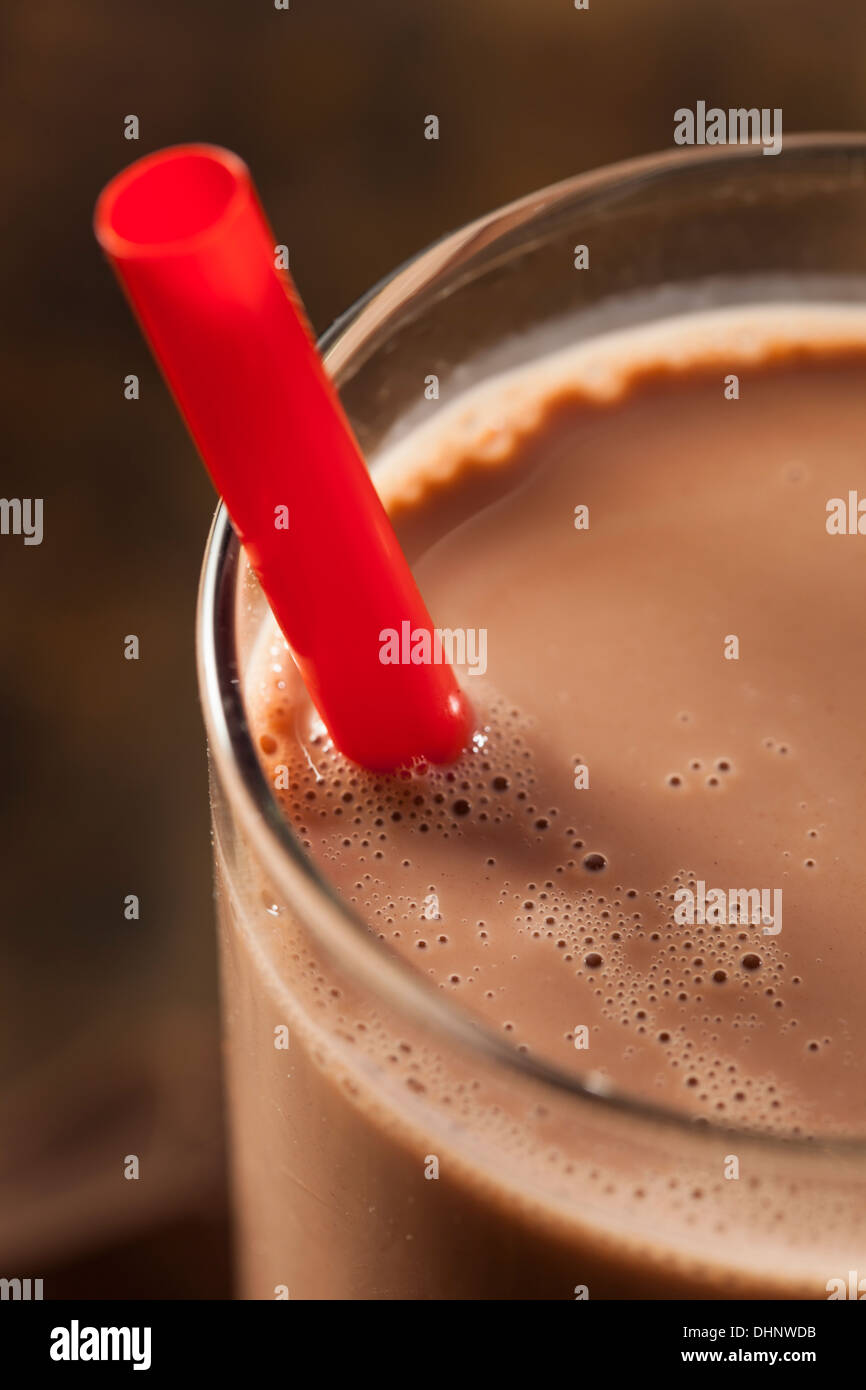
[222,304,866,1298]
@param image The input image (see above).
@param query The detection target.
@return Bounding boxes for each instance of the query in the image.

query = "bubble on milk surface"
[247,681,825,1141]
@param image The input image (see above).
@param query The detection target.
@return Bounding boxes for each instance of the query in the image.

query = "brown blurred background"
[1,0,865,1299]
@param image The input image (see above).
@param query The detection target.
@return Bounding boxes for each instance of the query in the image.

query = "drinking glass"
[198,136,866,1300]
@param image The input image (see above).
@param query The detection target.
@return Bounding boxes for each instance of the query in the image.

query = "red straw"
[94,145,472,770]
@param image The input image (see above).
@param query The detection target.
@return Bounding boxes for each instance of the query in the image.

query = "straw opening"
[95,145,247,257]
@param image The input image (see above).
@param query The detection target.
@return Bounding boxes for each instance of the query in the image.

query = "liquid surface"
[249,305,866,1140]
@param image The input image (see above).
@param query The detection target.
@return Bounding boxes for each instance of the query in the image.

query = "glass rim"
[197,134,866,1156]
